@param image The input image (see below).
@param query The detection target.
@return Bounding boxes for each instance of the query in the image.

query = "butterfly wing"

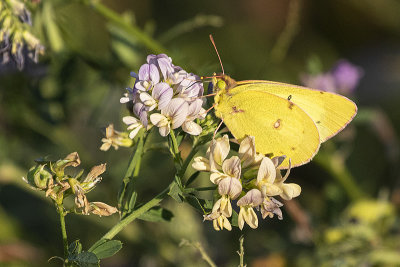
[214,90,320,168]
[234,80,357,142]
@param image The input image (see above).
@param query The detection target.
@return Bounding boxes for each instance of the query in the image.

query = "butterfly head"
[211,73,237,93]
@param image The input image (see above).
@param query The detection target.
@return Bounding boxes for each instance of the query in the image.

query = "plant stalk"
[56,198,68,258]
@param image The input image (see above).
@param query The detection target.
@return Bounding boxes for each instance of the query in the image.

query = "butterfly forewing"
[235,80,358,142]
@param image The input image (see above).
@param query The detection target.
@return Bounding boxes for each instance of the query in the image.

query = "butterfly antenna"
[209,34,224,75]
[201,93,217,98]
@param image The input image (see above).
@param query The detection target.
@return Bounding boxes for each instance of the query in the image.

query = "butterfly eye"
[217,80,226,90]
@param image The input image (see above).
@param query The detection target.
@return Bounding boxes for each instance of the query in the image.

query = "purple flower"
[135,64,160,91]
[301,73,336,92]
[147,54,174,80]
[133,102,149,127]
[176,73,204,100]
[332,60,363,95]
[301,59,363,95]
[152,82,173,110]
[122,54,205,138]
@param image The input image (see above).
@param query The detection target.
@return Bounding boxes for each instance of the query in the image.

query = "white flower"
[210,156,241,184]
[237,189,263,230]
[256,157,282,197]
[203,198,232,231]
[181,99,203,136]
[238,136,264,168]
[139,92,157,111]
[191,157,210,171]
[209,135,230,171]
[274,160,301,200]
[123,116,143,139]
[260,197,283,220]
[120,87,136,104]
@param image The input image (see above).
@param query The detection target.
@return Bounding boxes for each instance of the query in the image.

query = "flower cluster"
[0,0,44,70]
[301,60,363,95]
[23,152,117,217]
[192,135,301,231]
[120,54,205,139]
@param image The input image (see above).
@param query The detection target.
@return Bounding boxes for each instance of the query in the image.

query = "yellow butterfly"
[212,74,357,169]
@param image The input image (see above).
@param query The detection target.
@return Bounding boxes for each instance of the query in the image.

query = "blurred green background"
[1,0,400,266]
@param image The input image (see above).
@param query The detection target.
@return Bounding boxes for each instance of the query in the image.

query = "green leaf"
[138,206,174,222]
[185,195,212,214]
[231,210,239,227]
[68,240,82,255]
[68,251,98,267]
[168,181,184,203]
[185,171,200,187]
[91,240,122,259]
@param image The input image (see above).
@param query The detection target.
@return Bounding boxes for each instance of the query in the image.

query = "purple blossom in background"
[332,60,364,95]
[301,73,336,93]
[0,1,44,70]
[301,59,363,95]
[121,54,205,138]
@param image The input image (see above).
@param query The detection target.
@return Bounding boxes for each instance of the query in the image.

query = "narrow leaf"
[91,240,123,259]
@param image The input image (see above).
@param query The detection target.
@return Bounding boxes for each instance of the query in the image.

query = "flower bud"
[89,202,118,217]
[26,165,52,189]
[52,152,81,177]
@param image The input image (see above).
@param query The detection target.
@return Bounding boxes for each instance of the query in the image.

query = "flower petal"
[239,136,256,168]
[222,156,241,179]
[218,177,242,199]
[237,189,263,207]
[244,207,258,229]
[150,113,168,127]
[122,116,140,126]
[152,82,173,110]
[209,135,230,170]
[192,157,210,171]
[257,157,277,184]
[165,98,189,129]
[182,121,202,136]
[128,125,142,139]
[158,124,171,137]
[210,171,228,184]
[280,183,301,200]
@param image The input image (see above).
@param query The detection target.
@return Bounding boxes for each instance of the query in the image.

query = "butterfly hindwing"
[214,90,320,168]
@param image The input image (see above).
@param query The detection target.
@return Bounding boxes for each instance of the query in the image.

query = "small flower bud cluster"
[301,60,363,95]
[192,135,301,231]
[100,124,134,151]
[121,54,205,139]
[0,0,44,70]
[23,152,117,217]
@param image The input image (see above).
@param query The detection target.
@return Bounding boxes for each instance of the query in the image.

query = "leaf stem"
[118,132,146,213]
[180,239,217,267]
[238,235,245,267]
[169,130,180,157]
[82,0,167,54]
[56,198,68,258]
[89,184,171,251]
[314,152,365,200]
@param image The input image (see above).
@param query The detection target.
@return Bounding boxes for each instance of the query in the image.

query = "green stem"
[169,129,180,157]
[83,0,167,54]
[270,0,302,63]
[56,198,68,258]
[238,235,245,267]
[180,240,217,267]
[314,152,365,201]
[89,184,171,251]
